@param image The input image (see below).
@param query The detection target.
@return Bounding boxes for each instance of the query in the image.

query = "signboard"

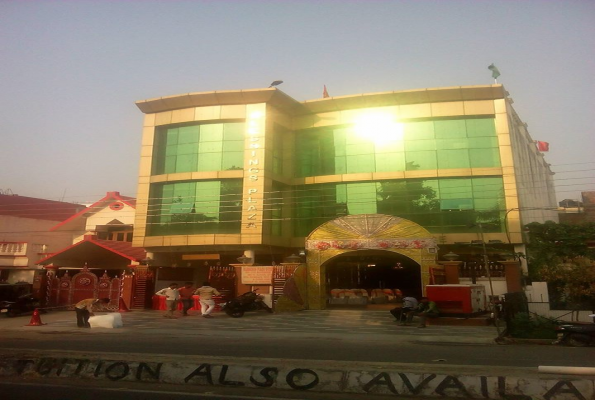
[241,266,274,285]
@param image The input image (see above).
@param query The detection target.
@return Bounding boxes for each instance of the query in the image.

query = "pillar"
[501,260,522,293]
[39,264,60,307]
[439,261,462,284]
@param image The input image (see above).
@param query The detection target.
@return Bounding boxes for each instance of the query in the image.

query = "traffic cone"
[26,308,46,326]
[118,297,130,312]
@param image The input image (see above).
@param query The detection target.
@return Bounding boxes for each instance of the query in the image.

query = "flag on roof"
[488,64,501,79]
[536,141,549,152]
[323,85,330,98]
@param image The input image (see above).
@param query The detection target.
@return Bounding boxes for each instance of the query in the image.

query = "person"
[390,295,418,322]
[400,297,440,328]
[178,282,195,316]
[74,297,110,328]
[194,281,220,318]
[155,283,180,318]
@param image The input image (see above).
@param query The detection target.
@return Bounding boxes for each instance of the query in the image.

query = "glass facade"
[147,180,242,235]
[295,118,500,177]
[152,121,245,175]
[293,177,505,236]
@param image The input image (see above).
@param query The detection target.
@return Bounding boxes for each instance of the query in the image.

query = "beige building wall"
[132,85,557,254]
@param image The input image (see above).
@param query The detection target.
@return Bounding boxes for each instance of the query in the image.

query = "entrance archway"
[324,250,422,303]
[304,214,437,310]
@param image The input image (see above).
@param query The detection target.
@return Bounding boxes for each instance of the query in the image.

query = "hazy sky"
[1,0,593,205]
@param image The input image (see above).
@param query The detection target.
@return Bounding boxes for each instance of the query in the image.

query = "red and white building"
[35,191,148,309]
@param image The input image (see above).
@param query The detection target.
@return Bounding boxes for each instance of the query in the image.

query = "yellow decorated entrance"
[276,214,438,311]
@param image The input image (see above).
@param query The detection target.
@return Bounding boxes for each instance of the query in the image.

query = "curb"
[0,349,593,399]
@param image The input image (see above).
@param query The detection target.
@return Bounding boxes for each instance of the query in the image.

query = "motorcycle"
[222,289,273,318]
[0,294,41,317]
[554,315,595,347]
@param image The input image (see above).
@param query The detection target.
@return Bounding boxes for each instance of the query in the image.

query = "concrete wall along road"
[0,349,593,400]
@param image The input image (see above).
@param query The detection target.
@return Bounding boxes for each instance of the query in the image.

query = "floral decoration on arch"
[308,238,436,251]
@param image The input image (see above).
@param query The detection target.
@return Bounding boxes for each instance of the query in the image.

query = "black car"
[0,283,39,317]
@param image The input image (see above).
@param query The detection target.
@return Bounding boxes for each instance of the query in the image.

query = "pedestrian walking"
[178,282,195,316]
[194,281,220,318]
[155,283,180,318]
[74,297,111,328]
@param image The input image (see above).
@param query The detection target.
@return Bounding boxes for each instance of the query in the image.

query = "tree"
[525,221,595,311]
[537,257,595,310]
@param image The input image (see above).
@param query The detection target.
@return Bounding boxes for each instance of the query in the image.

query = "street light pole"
[477,223,502,337]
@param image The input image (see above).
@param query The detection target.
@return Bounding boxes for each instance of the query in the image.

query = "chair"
[370,289,388,304]
[383,288,396,302]
[329,289,347,304]
[347,289,368,305]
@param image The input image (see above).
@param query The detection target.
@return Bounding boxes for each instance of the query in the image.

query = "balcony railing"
[0,242,27,256]
[459,262,506,278]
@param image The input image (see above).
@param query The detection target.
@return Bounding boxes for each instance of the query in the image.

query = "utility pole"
[477,223,502,337]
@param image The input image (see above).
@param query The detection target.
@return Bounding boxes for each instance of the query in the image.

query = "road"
[0,309,592,368]
[0,379,407,400]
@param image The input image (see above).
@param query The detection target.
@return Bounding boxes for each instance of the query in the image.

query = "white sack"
[88,313,123,329]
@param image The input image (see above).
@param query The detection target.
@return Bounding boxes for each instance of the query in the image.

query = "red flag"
[323,85,329,98]
[536,141,549,152]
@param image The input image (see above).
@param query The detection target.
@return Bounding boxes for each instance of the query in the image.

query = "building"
[0,194,85,284]
[132,85,558,310]
[36,192,146,309]
[559,192,595,225]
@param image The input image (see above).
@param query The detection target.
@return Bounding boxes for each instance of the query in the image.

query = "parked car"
[0,283,38,317]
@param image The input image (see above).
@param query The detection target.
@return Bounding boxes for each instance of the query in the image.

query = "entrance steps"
[327,303,493,326]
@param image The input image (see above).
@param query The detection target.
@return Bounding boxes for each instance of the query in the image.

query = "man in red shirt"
[178,282,195,316]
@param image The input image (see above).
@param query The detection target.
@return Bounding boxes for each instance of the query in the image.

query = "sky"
[1,0,594,205]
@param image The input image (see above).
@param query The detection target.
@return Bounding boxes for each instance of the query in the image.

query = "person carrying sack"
[74,298,110,328]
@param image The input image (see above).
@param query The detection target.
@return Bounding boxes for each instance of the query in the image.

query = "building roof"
[135,85,507,116]
[0,194,85,222]
[50,191,136,232]
[136,87,306,115]
[36,234,146,265]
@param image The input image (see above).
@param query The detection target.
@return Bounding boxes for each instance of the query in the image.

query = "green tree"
[525,221,595,311]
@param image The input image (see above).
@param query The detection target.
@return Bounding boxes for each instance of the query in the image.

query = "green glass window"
[406,151,437,170]
[153,122,244,174]
[293,177,505,236]
[376,152,406,172]
[294,117,499,178]
[405,139,436,151]
[469,149,501,168]
[403,121,434,140]
[437,149,470,169]
[266,181,285,236]
[436,139,469,150]
[434,120,466,138]
[147,180,242,235]
[466,118,497,137]
[272,124,287,176]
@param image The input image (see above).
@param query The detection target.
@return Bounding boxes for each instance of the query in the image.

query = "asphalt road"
[1,333,592,368]
[0,380,404,400]
[0,310,593,368]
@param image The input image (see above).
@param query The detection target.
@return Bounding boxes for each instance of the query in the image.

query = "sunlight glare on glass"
[353,112,403,145]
